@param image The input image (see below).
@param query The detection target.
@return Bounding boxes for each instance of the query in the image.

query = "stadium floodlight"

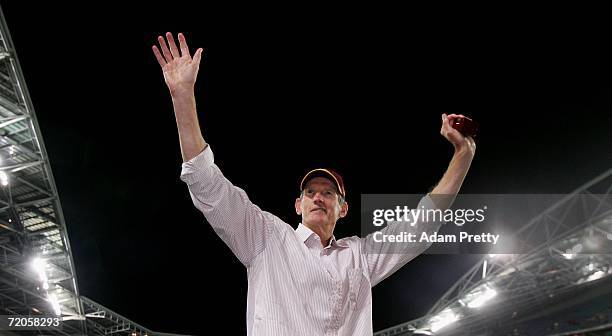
[48,293,61,316]
[482,260,487,279]
[429,308,458,333]
[31,257,48,282]
[587,263,595,272]
[463,284,497,309]
[575,263,611,284]
[585,270,607,282]
[563,243,584,259]
[0,171,8,186]
[499,266,516,277]
[62,315,87,321]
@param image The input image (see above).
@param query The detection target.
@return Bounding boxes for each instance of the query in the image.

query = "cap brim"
[300,169,345,197]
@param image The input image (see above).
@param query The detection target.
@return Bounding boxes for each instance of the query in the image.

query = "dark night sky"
[1,3,611,334]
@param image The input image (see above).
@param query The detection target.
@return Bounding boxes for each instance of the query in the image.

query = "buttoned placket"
[304,234,345,335]
[310,237,345,336]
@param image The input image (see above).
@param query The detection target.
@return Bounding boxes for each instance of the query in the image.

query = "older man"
[152,32,475,336]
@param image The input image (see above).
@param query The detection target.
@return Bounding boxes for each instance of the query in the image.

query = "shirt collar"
[296,223,349,248]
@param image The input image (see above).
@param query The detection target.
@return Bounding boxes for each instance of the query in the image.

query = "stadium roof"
[0,6,191,336]
[375,169,612,335]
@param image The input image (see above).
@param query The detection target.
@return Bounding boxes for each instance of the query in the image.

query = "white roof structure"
[0,6,191,336]
[376,170,612,335]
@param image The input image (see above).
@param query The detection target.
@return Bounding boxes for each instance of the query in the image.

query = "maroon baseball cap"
[300,168,346,198]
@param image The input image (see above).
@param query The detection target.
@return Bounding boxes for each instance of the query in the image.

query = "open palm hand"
[152,32,203,95]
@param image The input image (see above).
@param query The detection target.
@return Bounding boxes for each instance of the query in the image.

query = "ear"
[295,197,302,215]
[339,201,348,218]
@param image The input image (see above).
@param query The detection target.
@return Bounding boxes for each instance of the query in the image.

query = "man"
[152,32,475,336]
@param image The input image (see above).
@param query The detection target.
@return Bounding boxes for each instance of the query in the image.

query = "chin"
[306,217,328,226]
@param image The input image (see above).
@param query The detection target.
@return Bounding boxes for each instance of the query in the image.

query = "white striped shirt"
[180,146,443,336]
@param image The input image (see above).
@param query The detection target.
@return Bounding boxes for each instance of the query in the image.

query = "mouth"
[311,208,327,214]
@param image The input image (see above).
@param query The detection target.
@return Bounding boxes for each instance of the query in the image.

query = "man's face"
[295,177,348,228]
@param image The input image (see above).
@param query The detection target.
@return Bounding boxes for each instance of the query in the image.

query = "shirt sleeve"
[180,145,274,267]
[360,194,445,287]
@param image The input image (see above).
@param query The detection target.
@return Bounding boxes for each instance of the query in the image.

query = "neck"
[304,222,335,247]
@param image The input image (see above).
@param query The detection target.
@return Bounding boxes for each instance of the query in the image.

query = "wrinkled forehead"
[303,177,338,191]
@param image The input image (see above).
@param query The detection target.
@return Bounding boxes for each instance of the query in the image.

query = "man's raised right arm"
[152,33,273,266]
[152,32,206,162]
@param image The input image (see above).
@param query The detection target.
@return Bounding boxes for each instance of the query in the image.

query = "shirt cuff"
[179,145,214,185]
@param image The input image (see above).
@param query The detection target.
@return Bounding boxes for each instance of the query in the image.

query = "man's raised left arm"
[362,113,476,286]
[430,113,476,209]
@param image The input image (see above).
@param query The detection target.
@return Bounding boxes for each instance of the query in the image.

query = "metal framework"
[0,6,191,336]
[375,169,612,336]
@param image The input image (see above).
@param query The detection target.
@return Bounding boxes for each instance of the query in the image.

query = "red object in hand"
[450,116,479,137]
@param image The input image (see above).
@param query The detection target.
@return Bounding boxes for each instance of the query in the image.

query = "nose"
[312,192,325,203]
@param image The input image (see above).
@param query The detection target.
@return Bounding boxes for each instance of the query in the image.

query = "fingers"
[441,113,450,128]
[178,33,190,58]
[441,113,463,136]
[152,46,166,67]
[442,113,469,131]
[447,113,466,120]
[193,48,203,67]
[166,32,181,59]
[157,35,173,63]
[153,33,203,75]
